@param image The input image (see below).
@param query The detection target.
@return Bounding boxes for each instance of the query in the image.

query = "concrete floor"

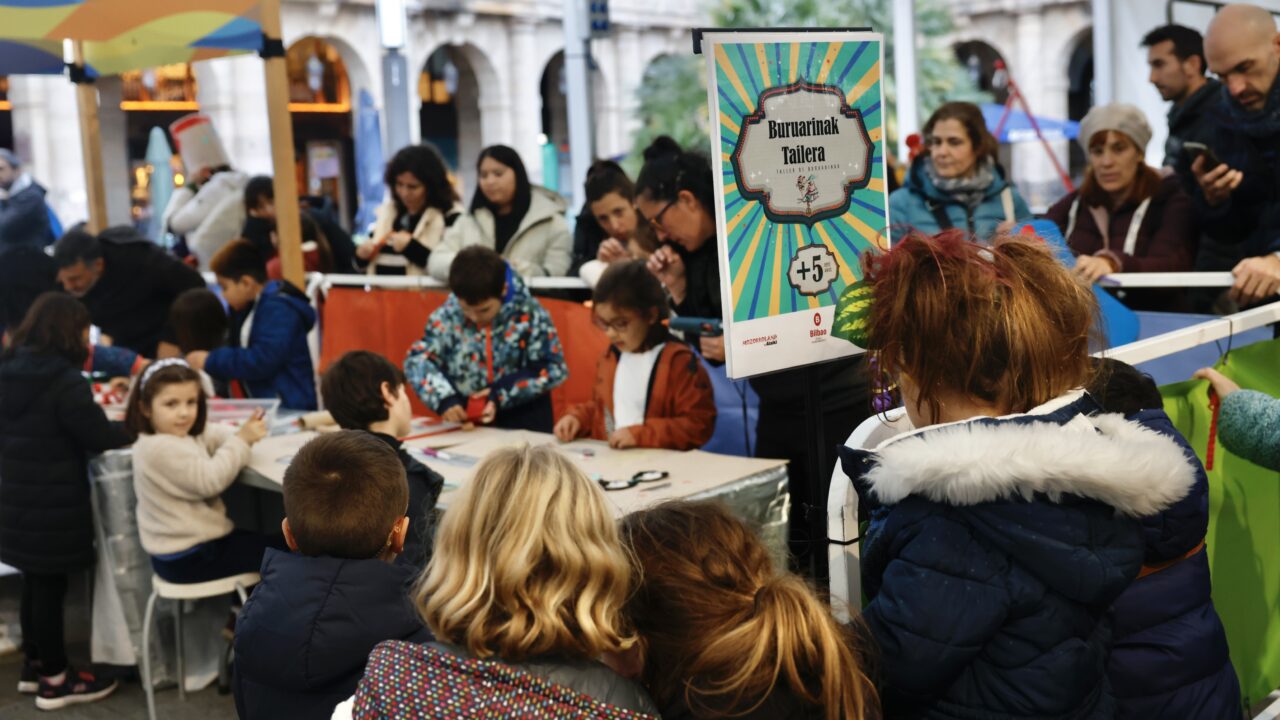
[0,651,237,719]
[0,573,235,719]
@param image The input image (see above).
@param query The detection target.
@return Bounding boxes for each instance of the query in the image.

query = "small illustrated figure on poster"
[796,174,819,215]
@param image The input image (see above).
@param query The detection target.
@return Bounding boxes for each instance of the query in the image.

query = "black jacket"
[233,548,432,720]
[1164,79,1225,177]
[672,237,723,321]
[79,227,206,356]
[369,432,444,569]
[241,210,358,274]
[570,206,609,275]
[1194,83,1280,257]
[0,349,128,573]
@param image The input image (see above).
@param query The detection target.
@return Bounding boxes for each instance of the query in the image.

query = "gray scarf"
[925,157,997,210]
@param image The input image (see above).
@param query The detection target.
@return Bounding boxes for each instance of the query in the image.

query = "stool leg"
[141,589,159,720]
[174,599,186,702]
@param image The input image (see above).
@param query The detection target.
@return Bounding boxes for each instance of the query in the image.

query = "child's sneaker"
[34,668,118,711]
[17,658,40,694]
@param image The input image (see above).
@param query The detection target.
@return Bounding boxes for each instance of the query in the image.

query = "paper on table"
[246,431,317,486]
[420,430,788,516]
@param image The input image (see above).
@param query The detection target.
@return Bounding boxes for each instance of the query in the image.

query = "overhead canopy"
[980,102,1079,145]
[0,0,261,75]
[0,0,308,289]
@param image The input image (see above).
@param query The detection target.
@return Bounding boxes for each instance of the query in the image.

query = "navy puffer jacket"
[233,549,432,719]
[1107,409,1241,719]
[840,393,1196,719]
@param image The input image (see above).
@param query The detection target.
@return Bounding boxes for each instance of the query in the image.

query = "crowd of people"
[0,2,1274,718]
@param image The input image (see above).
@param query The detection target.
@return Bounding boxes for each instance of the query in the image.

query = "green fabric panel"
[1160,338,1280,707]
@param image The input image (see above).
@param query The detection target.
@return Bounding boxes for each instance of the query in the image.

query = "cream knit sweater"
[132,424,251,556]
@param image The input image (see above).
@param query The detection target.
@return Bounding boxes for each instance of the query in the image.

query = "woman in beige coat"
[360,144,463,276]
[428,145,572,280]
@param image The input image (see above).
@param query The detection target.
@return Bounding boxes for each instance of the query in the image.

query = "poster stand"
[696,28,888,582]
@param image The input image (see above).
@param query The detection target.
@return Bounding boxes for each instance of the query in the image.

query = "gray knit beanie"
[1078,103,1153,152]
[0,148,18,169]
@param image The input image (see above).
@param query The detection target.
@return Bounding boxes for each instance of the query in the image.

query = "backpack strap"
[1065,196,1081,240]
[1122,197,1153,256]
[1000,186,1015,223]
[926,199,954,231]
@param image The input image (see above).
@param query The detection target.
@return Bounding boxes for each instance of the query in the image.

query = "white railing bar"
[319,273,589,292]
[1100,272,1237,288]
[1098,300,1280,366]
[1253,691,1280,720]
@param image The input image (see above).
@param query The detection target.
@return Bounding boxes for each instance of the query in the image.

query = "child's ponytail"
[622,500,879,720]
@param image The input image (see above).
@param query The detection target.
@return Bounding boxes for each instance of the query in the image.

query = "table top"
[244,426,789,516]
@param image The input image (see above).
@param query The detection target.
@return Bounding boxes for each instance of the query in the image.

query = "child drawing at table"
[321,350,445,568]
[126,359,275,583]
[555,260,715,450]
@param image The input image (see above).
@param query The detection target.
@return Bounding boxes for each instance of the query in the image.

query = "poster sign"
[702,30,889,378]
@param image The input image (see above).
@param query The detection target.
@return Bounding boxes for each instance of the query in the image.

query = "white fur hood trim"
[864,412,1196,517]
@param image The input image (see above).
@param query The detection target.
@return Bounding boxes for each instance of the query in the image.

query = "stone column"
[510,18,543,182]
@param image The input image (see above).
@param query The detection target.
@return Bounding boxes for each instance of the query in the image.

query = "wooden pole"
[71,41,108,233]
[259,0,305,290]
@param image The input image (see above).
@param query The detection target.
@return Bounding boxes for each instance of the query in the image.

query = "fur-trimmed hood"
[860,392,1196,518]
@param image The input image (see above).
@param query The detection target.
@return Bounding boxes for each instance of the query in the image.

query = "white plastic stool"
[140,572,260,720]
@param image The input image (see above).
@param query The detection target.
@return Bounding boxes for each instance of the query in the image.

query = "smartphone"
[465,394,488,423]
[1183,142,1221,172]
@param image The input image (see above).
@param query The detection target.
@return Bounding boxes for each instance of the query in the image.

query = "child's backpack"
[352,641,658,720]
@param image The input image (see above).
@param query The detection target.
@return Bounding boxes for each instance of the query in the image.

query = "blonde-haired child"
[341,445,658,718]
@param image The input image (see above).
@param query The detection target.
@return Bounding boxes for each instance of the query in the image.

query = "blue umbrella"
[981,103,1080,144]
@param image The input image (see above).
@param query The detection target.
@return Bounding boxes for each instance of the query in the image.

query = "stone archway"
[539,50,607,195]
[418,43,499,198]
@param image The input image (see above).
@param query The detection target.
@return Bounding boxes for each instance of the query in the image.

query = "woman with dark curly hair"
[359,143,463,276]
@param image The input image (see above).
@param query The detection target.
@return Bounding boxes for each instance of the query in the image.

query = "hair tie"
[141,358,191,389]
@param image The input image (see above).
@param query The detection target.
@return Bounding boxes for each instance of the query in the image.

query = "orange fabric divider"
[319,287,609,419]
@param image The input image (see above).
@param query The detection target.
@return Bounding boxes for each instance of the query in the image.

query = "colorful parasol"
[0,0,305,288]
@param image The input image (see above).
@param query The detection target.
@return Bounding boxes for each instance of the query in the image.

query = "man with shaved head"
[1193,3,1280,307]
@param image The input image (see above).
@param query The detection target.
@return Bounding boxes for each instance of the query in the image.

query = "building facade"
[3,0,701,230]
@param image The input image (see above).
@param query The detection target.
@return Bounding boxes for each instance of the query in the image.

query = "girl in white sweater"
[126,359,272,583]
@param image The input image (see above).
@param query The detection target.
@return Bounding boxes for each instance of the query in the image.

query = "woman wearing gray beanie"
[1044,103,1197,309]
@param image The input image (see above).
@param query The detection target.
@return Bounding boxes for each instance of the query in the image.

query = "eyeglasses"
[597,470,670,491]
[643,200,677,232]
[594,316,633,333]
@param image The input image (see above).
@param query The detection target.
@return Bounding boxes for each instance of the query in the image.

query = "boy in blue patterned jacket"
[404,246,567,432]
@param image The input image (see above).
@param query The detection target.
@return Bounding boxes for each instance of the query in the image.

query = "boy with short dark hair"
[233,431,432,720]
[404,246,568,432]
[320,350,444,567]
[186,239,317,410]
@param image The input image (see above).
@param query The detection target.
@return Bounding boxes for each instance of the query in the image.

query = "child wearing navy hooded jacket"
[186,239,317,410]
[838,231,1194,718]
[233,431,431,720]
[1089,359,1241,719]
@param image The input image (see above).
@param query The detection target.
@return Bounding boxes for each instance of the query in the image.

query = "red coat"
[565,340,716,451]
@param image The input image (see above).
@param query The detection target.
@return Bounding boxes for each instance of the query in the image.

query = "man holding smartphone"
[1143,25,1223,177]
[1193,4,1280,307]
